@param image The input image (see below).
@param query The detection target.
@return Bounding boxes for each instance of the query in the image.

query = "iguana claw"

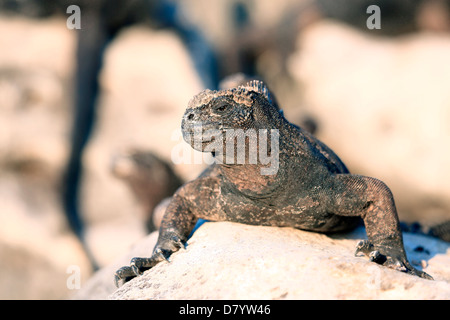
[113,231,187,287]
[354,240,433,280]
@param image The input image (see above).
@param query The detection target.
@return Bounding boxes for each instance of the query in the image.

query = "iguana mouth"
[183,121,226,138]
[182,121,227,151]
[183,121,223,132]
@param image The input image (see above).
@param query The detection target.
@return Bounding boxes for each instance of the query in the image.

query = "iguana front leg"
[114,192,198,287]
[329,174,432,280]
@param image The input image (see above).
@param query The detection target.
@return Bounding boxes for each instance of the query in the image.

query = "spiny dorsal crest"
[188,80,274,109]
[240,80,274,106]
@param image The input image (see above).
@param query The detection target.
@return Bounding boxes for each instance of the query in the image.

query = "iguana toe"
[355,240,433,280]
[355,240,374,256]
[114,266,136,288]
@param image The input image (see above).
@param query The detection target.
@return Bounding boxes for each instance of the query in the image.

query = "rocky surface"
[74,221,450,300]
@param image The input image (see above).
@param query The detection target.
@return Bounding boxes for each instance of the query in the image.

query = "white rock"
[74,221,450,300]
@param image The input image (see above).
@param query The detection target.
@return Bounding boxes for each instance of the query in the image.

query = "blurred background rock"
[0,0,449,299]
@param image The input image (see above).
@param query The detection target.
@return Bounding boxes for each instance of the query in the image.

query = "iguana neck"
[215,122,296,199]
[218,156,287,199]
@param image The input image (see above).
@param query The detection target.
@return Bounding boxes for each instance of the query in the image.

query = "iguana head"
[181,80,281,174]
[182,80,279,151]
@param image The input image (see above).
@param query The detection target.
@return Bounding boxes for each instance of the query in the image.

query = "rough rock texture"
[76,221,450,300]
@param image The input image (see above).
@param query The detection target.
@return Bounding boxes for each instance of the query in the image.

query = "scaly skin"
[114,80,432,287]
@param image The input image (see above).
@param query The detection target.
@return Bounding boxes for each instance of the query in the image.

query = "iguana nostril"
[187,113,194,120]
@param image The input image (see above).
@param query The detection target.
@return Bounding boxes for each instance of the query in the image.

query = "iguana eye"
[213,101,228,113]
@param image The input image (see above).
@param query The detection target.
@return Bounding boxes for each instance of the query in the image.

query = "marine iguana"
[110,149,183,232]
[114,80,432,286]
